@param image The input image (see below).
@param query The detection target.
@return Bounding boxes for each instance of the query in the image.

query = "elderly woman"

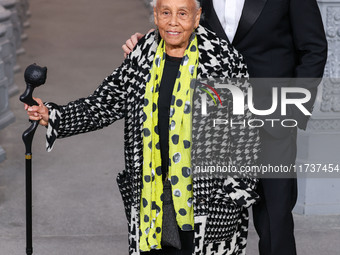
[25,0,260,254]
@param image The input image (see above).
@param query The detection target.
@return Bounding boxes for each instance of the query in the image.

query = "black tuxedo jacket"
[200,0,328,137]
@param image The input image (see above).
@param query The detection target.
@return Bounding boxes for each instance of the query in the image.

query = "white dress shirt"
[213,0,245,42]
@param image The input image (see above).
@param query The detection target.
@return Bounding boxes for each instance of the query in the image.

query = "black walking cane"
[19,64,48,255]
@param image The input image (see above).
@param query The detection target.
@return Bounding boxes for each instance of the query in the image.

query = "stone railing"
[0,0,29,162]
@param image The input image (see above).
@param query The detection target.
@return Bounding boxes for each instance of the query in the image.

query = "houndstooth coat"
[45,25,260,255]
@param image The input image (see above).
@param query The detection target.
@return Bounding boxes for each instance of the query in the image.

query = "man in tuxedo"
[122,0,328,254]
[199,1,327,255]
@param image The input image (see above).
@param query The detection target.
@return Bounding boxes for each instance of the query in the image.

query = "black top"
[158,54,182,181]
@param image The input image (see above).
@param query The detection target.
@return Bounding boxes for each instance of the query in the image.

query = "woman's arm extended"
[23,59,130,151]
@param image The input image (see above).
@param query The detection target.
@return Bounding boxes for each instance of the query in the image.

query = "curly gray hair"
[150,0,200,9]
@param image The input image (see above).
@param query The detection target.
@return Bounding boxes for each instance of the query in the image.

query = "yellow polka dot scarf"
[140,36,198,251]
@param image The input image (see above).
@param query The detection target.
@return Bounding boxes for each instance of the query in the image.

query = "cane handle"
[20,64,48,154]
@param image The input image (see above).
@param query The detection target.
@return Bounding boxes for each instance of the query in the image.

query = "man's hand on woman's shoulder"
[122,29,155,58]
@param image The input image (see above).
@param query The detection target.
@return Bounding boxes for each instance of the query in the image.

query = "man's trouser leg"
[252,128,298,255]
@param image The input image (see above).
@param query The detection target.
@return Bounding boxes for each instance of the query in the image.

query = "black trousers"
[253,128,298,255]
[140,227,194,255]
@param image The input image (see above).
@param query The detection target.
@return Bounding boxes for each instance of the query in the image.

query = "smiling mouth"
[167,31,180,35]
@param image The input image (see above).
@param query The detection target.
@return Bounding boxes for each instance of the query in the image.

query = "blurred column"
[15,0,29,69]
[0,0,20,96]
[0,0,29,163]
[0,18,14,162]
[295,1,340,215]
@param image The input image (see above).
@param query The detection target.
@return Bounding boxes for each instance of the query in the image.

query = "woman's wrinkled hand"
[24,97,49,127]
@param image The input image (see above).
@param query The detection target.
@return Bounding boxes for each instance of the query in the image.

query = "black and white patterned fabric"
[44,26,260,255]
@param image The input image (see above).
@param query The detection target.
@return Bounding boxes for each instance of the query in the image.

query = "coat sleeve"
[44,58,130,151]
[290,0,327,79]
[220,41,261,208]
[288,0,328,129]
[222,78,261,208]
